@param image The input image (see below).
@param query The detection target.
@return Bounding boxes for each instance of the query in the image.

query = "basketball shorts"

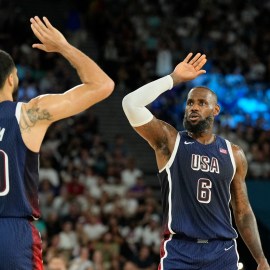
[0,218,43,270]
[159,235,238,270]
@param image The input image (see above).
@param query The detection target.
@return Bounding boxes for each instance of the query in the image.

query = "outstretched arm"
[123,53,207,169]
[26,16,114,122]
[230,144,269,270]
[20,16,114,152]
[122,53,207,170]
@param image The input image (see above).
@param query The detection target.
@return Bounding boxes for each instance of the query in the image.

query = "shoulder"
[0,100,18,110]
[230,142,244,156]
[23,96,41,109]
[219,136,243,154]
[229,142,248,172]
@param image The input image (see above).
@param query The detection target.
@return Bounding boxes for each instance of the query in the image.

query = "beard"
[183,115,214,134]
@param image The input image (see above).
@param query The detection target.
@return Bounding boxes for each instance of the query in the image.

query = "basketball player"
[122,53,269,270]
[0,16,114,269]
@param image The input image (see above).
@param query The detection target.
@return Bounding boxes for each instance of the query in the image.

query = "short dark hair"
[0,50,15,89]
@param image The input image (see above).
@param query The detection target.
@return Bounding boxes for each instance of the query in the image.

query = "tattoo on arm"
[20,106,52,132]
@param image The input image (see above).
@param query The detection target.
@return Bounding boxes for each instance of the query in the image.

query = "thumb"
[197,70,206,76]
[32,44,47,51]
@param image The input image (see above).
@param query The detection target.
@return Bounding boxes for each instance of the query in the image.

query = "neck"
[187,130,216,145]
[0,92,13,102]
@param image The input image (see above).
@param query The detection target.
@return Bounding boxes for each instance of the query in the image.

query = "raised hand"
[30,16,69,53]
[170,53,207,85]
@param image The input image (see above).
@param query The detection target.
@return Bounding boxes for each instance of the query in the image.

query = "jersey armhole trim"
[225,139,236,175]
[15,102,22,124]
[159,133,180,173]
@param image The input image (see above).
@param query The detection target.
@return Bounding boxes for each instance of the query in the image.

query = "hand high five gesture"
[30,16,69,53]
[171,53,207,85]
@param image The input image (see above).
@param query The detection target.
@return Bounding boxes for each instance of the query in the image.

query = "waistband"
[168,234,231,244]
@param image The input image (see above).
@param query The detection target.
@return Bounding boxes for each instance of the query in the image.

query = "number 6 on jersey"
[197,178,212,203]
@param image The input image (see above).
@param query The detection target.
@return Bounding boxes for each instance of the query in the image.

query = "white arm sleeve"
[122,75,174,127]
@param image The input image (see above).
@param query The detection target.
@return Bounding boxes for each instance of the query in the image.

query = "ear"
[213,104,220,116]
[7,73,14,87]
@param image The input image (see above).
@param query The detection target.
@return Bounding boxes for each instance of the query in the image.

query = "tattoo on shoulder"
[20,106,52,132]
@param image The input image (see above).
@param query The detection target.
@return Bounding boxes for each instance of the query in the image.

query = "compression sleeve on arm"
[122,75,174,127]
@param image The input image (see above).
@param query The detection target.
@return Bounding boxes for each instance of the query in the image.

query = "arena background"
[2,0,270,269]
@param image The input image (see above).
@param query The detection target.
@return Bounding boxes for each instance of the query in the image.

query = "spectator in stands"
[69,246,93,270]
[121,157,143,190]
[46,255,67,270]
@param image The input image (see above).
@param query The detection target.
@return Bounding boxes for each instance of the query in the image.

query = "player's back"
[0,101,40,219]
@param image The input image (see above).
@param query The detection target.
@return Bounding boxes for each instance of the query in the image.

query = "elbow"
[108,78,115,93]
[102,78,115,99]
[122,93,133,114]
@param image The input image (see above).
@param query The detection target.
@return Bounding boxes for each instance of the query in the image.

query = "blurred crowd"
[37,117,162,269]
[0,0,270,269]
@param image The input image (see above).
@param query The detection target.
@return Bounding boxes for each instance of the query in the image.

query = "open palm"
[30,16,69,53]
[171,53,207,84]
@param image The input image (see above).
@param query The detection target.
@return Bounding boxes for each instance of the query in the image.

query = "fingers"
[189,53,202,65]
[30,16,48,33]
[183,53,207,71]
[43,17,54,29]
[30,16,54,50]
[30,23,43,42]
[30,16,52,43]
[183,53,193,63]
[194,57,207,71]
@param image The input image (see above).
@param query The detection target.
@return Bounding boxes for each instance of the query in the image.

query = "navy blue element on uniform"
[158,131,238,240]
[0,218,42,269]
[0,101,42,269]
[159,236,239,270]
